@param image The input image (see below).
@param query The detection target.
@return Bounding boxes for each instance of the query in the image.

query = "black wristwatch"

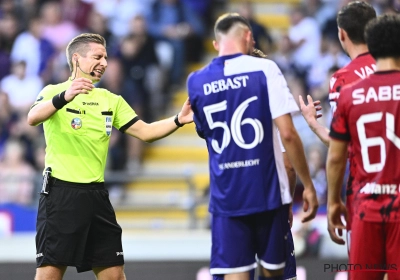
[174,114,184,127]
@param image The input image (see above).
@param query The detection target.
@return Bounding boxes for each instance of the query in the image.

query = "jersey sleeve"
[113,95,138,132]
[277,129,285,152]
[329,71,347,113]
[329,86,351,141]
[266,62,299,119]
[187,72,206,139]
[30,85,58,110]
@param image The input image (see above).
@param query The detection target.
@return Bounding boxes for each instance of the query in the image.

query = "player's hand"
[65,78,94,102]
[327,201,347,245]
[301,186,319,223]
[299,95,323,125]
[178,98,194,125]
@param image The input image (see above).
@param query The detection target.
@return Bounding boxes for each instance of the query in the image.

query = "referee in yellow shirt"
[27,33,193,280]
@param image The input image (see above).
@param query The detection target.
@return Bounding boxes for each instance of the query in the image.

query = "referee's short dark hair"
[365,14,400,60]
[337,1,376,45]
[214,13,252,37]
[66,33,106,72]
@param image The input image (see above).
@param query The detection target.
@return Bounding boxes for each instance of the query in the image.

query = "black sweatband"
[52,91,68,110]
[174,114,184,127]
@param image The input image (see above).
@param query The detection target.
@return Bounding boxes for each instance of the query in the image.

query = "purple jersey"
[188,53,298,216]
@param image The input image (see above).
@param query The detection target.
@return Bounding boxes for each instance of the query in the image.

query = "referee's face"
[80,42,108,82]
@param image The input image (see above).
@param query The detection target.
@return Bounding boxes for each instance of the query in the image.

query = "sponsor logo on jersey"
[82,102,99,106]
[116,252,124,256]
[359,182,398,195]
[71,118,82,130]
[36,253,43,258]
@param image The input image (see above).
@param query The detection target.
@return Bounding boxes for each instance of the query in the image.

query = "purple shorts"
[210,204,290,276]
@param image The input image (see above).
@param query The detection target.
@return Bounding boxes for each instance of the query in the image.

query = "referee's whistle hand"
[65,78,95,102]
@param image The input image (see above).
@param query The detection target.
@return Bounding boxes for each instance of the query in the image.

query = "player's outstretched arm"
[27,78,94,126]
[299,95,330,147]
[274,114,319,223]
[125,98,193,143]
[326,139,348,245]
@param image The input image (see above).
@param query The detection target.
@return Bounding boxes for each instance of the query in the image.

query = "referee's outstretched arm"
[124,98,193,143]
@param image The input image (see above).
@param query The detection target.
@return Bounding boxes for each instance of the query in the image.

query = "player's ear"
[213,40,219,51]
[338,27,346,42]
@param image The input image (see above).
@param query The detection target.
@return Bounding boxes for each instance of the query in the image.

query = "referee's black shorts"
[36,178,124,273]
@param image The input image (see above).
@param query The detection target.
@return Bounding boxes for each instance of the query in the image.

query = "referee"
[27,33,193,280]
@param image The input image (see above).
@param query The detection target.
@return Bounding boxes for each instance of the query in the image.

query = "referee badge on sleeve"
[101,111,113,136]
[105,116,112,136]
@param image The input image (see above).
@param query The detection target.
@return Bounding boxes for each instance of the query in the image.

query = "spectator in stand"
[40,1,79,53]
[307,34,350,89]
[287,5,321,85]
[61,0,93,31]
[11,16,56,84]
[0,92,18,159]
[0,139,35,206]
[270,35,296,77]
[181,0,213,28]
[93,0,146,39]
[115,33,160,170]
[18,0,40,30]
[128,15,165,117]
[0,13,19,80]
[238,1,274,54]
[118,15,160,121]
[303,0,337,30]
[0,60,43,115]
[146,0,205,87]
[0,0,24,24]
[85,10,117,53]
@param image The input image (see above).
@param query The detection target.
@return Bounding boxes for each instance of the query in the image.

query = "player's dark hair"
[214,13,252,37]
[66,33,106,72]
[365,14,400,60]
[337,1,376,45]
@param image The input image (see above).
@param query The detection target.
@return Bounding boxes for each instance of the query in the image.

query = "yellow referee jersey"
[31,79,137,183]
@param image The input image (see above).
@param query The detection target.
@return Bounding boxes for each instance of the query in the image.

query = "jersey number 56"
[203,96,264,154]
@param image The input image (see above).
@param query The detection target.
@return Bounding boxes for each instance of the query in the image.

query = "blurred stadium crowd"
[0,0,398,212]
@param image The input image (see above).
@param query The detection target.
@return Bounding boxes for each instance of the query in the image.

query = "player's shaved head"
[214,13,252,41]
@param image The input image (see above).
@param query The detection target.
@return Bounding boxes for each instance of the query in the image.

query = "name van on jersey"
[203,75,249,95]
